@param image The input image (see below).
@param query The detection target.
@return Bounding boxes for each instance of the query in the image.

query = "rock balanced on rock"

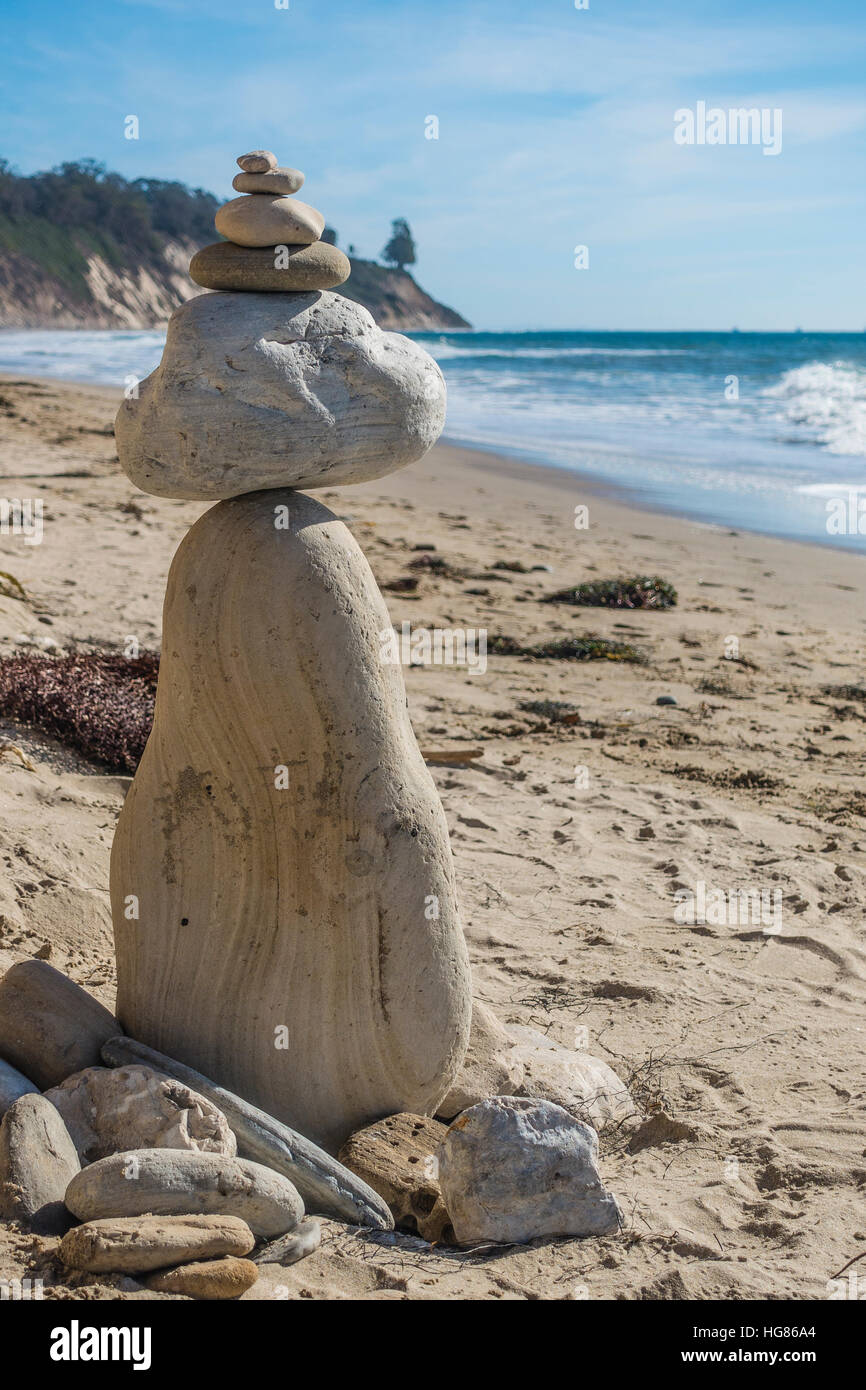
[190,148,350,292]
[111,150,472,1153]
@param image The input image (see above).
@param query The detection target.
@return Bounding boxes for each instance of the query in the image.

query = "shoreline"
[1,370,864,563]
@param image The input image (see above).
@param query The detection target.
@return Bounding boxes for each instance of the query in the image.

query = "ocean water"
[2,327,866,550]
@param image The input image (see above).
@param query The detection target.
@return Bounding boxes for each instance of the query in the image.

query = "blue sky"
[2,0,865,330]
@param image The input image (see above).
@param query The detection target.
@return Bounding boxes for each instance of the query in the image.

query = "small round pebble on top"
[236,149,277,173]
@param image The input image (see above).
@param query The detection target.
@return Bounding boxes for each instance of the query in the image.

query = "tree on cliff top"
[381,218,416,271]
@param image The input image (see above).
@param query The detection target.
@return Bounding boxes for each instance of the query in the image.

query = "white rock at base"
[505,1025,636,1129]
[44,1065,237,1162]
[114,292,447,500]
[437,1096,622,1245]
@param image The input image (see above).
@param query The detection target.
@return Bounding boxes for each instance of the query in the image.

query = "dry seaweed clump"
[543,576,677,609]
[0,651,159,772]
[488,634,644,662]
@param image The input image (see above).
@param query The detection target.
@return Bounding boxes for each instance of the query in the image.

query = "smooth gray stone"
[0,1093,80,1234]
[0,960,118,1088]
[0,1056,39,1119]
[65,1149,303,1240]
[101,1036,393,1231]
[253,1216,321,1266]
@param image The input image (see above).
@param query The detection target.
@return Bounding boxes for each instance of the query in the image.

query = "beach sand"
[0,373,864,1301]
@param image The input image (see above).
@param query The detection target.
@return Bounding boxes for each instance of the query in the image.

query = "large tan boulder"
[111,490,471,1152]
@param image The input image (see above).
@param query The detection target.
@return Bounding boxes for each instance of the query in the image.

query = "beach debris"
[0,571,28,602]
[65,1150,304,1240]
[437,1000,525,1120]
[381,574,419,592]
[518,699,580,726]
[116,296,445,498]
[0,1056,38,1119]
[421,747,484,765]
[438,1097,623,1245]
[0,960,118,1089]
[0,1093,80,1235]
[338,1112,452,1242]
[253,1217,322,1267]
[144,1256,259,1300]
[111,148,471,1172]
[101,1035,394,1230]
[487,634,645,662]
[656,695,678,706]
[543,576,677,609]
[44,1065,237,1164]
[407,553,454,573]
[0,741,36,770]
[504,1025,637,1130]
[59,1214,255,1274]
[0,651,158,773]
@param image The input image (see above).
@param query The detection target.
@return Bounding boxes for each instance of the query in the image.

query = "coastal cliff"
[0,160,469,332]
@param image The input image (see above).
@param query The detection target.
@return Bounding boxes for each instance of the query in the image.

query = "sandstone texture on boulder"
[144,1256,258,1299]
[65,1150,304,1239]
[338,1112,452,1242]
[253,1216,321,1267]
[111,491,471,1152]
[114,292,447,499]
[59,1214,255,1273]
[438,1097,623,1245]
[506,1025,636,1129]
[44,1064,237,1162]
[214,193,324,247]
[0,960,118,1088]
[0,1056,38,1118]
[189,241,350,292]
[232,167,304,195]
[101,1035,393,1229]
[437,1000,525,1119]
[0,1093,80,1234]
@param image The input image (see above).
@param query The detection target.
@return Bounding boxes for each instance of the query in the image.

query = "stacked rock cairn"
[111,149,473,1155]
[189,148,350,294]
[0,152,627,1283]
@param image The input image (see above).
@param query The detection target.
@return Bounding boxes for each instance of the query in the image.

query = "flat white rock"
[114,292,447,500]
[505,1025,636,1129]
